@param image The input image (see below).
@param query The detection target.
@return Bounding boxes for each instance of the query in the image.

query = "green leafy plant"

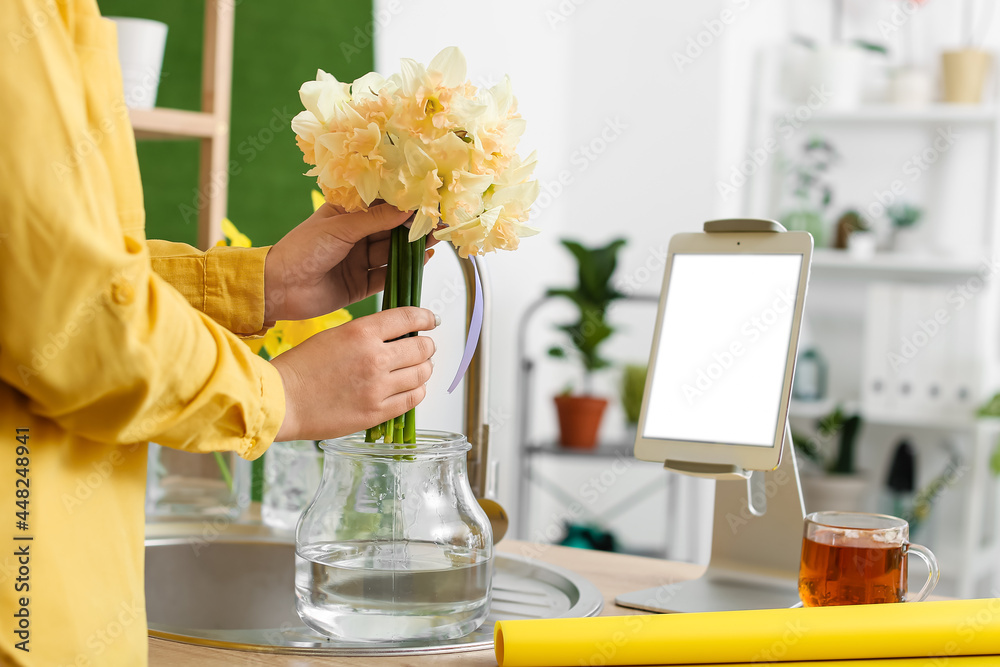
[620,364,648,425]
[793,405,863,475]
[547,238,627,395]
[887,203,923,229]
[780,137,839,245]
[903,451,964,533]
[975,392,1000,476]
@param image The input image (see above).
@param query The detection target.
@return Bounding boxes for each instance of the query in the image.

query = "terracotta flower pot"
[554,395,608,449]
[941,50,991,104]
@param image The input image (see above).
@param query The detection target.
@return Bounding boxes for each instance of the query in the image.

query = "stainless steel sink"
[145,522,603,656]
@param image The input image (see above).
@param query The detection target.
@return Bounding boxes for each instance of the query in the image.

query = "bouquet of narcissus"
[292,47,539,444]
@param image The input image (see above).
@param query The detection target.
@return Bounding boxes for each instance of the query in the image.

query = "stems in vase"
[403,234,426,444]
[365,224,425,445]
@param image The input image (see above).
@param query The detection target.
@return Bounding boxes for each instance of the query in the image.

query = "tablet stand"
[615,423,805,613]
[615,218,807,613]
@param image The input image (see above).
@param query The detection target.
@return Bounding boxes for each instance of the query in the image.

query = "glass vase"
[145,444,251,519]
[294,431,493,642]
[262,440,324,532]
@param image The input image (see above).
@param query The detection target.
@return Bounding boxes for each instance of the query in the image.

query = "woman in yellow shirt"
[0,0,437,664]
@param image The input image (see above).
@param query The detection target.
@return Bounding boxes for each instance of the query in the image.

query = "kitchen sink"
[144,522,602,656]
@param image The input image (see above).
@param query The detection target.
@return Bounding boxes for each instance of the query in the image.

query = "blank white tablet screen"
[642,254,803,447]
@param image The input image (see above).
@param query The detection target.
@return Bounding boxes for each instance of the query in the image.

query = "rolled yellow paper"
[494,599,1000,667]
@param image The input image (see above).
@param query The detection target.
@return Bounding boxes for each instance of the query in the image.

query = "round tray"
[145,524,603,656]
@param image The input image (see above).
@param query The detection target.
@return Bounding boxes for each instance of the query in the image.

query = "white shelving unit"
[129,0,234,250]
[747,53,1000,598]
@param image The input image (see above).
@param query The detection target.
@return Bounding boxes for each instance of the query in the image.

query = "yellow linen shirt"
[0,0,286,664]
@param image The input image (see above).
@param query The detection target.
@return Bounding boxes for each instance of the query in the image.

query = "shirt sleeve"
[0,0,282,460]
[147,241,273,336]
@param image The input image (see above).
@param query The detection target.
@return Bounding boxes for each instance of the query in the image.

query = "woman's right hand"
[270,307,437,441]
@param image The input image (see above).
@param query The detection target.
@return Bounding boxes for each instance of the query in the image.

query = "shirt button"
[111,280,134,305]
[249,437,257,447]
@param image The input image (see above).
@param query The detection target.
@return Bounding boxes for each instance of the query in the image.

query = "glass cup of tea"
[799,511,940,607]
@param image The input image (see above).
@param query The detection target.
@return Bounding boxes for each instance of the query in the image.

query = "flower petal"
[429,46,467,87]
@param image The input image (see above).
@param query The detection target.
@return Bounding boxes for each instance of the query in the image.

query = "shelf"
[774,104,998,124]
[129,107,222,140]
[810,249,985,283]
[859,409,985,431]
[526,442,636,459]
[789,398,839,421]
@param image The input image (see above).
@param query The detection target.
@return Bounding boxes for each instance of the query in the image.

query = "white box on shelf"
[861,283,898,414]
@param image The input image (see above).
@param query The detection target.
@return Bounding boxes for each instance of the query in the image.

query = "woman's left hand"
[263,203,436,321]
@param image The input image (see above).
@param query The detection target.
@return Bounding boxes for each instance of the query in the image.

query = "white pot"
[108,17,168,109]
[801,473,869,514]
[847,231,877,260]
[890,67,935,107]
[801,45,866,110]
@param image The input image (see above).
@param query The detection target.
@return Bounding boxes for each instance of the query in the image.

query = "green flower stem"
[403,235,426,445]
[365,226,425,445]
[213,451,233,493]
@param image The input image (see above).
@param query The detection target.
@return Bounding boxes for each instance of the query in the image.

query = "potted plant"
[780,137,839,247]
[794,406,868,513]
[548,238,627,449]
[787,1,888,109]
[620,363,648,444]
[888,0,934,107]
[887,202,924,254]
[833,209,877,259]
[942,0,992,104]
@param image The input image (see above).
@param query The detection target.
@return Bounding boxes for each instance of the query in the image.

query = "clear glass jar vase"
[262,440,324,532]
[294,431,493,642]
[145,443,251,519]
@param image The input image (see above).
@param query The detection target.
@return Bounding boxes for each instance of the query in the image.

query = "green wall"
[97,0,375,249]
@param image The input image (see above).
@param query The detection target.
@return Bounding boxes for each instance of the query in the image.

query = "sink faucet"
[454,249,491,499]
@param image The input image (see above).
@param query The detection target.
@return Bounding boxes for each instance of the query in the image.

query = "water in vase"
[295,540,492,642]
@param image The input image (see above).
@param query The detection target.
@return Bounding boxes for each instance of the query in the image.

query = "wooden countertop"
[149,540,704,666]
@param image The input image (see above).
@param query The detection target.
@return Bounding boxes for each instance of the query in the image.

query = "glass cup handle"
[904,542,940,602]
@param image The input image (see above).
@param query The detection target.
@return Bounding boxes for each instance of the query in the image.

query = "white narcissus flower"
[291,47,539,256]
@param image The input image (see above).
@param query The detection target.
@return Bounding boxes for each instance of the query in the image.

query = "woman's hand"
[270,307,437,441]
[263,203,435,322]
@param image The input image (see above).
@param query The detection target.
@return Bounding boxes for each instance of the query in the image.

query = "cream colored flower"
[292,47,539,256]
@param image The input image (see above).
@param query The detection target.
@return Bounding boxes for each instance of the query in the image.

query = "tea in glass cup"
[798,511,939,607]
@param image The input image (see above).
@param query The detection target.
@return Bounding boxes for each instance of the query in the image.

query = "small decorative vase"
[890,66,935,107]
[941,50,991,104]
[554,395,608,449]
[262,440,323,532]
[781,209,826,248]
[802,45,866,110]
[295,431,493,642]
[107,17,168,109]
[847,230,878,260]
[145,444,251,519]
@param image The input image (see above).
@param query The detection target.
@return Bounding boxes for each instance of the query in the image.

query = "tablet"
[633,225,812,474]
